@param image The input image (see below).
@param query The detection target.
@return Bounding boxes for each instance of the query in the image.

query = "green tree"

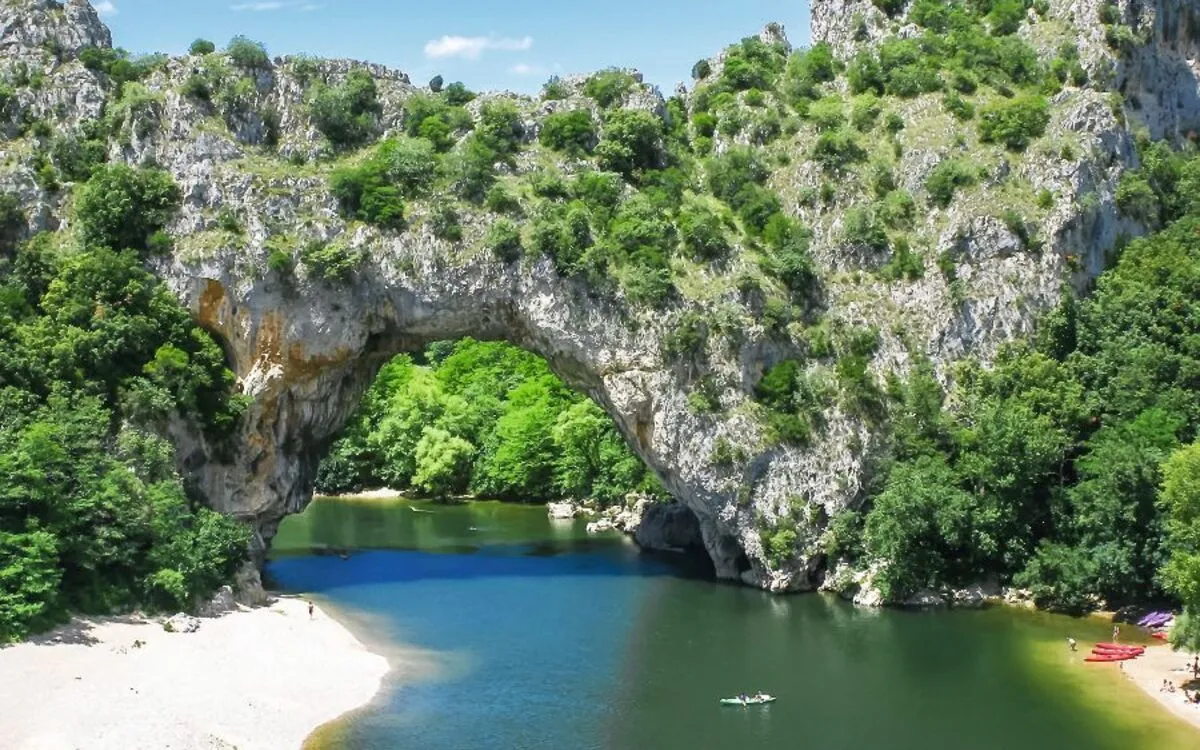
[412,427,475,498]
[74,165,180,253]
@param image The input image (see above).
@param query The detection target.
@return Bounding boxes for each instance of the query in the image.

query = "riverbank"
[0,597,390,750]
[1123,643,1200,733]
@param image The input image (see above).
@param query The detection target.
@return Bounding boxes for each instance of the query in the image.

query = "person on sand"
[1067,636,1077,652]
[308,600,314,619]
[1193,656,1198,680]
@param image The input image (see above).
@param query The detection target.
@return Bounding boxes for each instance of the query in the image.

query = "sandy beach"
[0,597,390,750]
[1122,642,1200,733]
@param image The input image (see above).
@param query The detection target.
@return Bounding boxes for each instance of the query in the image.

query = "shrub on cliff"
[189,39,216,56]
[308,69,382,149]
[596,109,663,178]
[978,94,1050,151]
[583,69,636,108]
[539,110,597,156]
[925,158,978,208]
[75,165,180,254]
[227,36,269,69]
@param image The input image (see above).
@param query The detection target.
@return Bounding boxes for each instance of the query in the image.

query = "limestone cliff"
[1,0,1197,595]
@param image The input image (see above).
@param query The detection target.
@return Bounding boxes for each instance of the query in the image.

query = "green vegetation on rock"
[0,167,250,642]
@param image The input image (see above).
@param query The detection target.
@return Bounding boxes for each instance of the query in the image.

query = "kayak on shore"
[1085,653,1138,663]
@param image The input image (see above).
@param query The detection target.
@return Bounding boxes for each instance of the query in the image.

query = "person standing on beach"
[308,600,314,619]
[1193,656,1198,680]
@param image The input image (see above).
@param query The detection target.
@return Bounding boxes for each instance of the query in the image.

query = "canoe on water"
[720,696,776,706]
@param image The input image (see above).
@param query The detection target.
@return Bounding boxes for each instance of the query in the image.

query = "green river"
[267,497,1199,749]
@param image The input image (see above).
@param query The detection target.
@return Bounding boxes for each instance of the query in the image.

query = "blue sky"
[94,1,812,93]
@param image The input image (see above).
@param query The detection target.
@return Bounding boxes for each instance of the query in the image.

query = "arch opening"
[291,338,713,570]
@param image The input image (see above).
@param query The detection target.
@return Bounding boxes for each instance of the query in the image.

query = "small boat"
[1144,613,1173,628]
[1085,653,1137,663]
[720,695,776,706]
[1152,632,1168,640]
[1091,648,1142,658]
[1094,643,1143,652]
[409,506,434,514]
[1138,611,1167,627]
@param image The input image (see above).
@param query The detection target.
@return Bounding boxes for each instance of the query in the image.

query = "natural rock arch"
[166,255,788,587]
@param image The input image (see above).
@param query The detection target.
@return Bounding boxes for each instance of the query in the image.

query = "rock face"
[1,1,1198,596]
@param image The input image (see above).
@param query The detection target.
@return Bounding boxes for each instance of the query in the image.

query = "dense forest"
[0,165,251,642]
[316,340,665,504]
[831,142,1200,643]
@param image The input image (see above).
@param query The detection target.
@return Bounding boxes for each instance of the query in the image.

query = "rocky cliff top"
[0,0,1196,595]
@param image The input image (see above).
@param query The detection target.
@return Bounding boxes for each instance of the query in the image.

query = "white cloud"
[94,1,117,16]
[424,35,533,61]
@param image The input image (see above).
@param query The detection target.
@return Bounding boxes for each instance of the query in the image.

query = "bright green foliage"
[812,128,867,172]
[943,91,975,121]
[783,42,838,103]
[596,109,663,178]
[227,36,268,69]
[50,129,108,183]
[78,46,164,95]
[316,340,664,504]
[329,136,437,228]
[542,76,570,101]
[677,200,728,261]
[1163,441,1200,651]
[299,240,362,281]
[719,36,787,92]
[443,82,476,106]
[761,215,815,295]
[925,158,978,207]
[841,207,889,252]
[583,70,636,108]
[74,165,180,254]
[807,95,845,132]
[308,69,382,149]
[851,149,1200,609]
[449,134,501,203]
[978,94,1050,151]
[0,219,250,640]
[411,427,475,498]
[403,93,473,152]
[487,219,522,262]
[539,110,597,156]
[189,39,215,56]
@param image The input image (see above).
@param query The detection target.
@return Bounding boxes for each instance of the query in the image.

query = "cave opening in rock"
[300,337,710,567]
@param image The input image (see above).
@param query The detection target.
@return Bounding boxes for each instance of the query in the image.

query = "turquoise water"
[268,498,1198,750]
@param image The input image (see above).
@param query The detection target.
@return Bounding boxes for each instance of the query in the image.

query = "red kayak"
[1094,643,1144,652]
[1091,648,1141,658]
[1152,632,1168,640]
[1085,652,1137,663]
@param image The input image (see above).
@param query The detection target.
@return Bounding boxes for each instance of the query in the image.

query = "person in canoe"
[754,691,770,701]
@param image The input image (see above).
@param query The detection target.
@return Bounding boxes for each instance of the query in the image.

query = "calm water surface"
[268,498,1199,750]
